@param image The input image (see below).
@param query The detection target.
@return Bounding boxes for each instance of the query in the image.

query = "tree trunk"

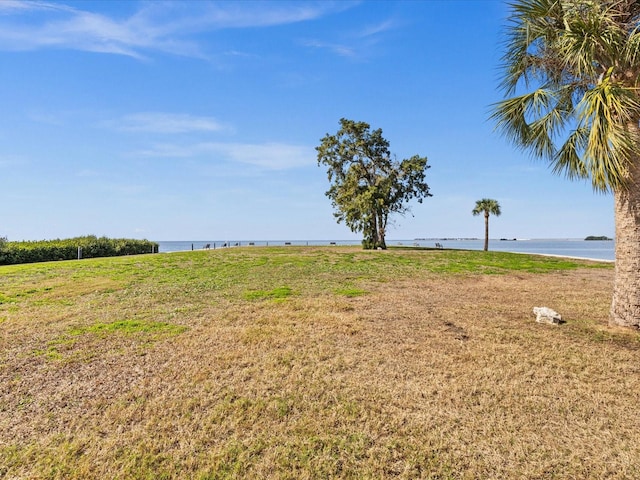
[483,212,489,251]
[377,212,386,249]
[363,214,377,249]
[611,152,640,326]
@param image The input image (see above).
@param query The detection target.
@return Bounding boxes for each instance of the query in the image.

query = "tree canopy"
[472,199,502,218]
[316,118,431,249]
[491,0,640,193]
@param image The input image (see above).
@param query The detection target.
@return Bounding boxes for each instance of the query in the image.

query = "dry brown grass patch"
[1,248,638,478]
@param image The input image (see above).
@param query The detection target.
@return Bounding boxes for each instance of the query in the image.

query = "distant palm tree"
[491,0,640,328]
[472,199,501,251]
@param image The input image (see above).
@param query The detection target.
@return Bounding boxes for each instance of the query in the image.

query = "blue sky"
[0,0,614,241]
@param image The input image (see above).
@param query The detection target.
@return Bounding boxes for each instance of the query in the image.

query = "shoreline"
[157,242,616,263]
[508,251,615,263]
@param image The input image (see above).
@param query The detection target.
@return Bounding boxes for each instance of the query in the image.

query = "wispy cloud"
[117,113,231,134]
[135,141,314,170]
[211,142,314,170]
[303,16,399,59]
[356,18,399,38]
[302,39,356,58]
[0,0,47,13]
[0,1,355,59]
[0,2,147,59]
[188,2,352,29]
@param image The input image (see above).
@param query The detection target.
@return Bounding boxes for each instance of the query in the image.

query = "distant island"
[414,237,479,241]
[585,235,613,241]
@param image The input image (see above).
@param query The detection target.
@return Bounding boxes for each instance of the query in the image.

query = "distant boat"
[499,238,517,241]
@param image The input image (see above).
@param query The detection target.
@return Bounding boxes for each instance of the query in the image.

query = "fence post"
[78,247,82,260]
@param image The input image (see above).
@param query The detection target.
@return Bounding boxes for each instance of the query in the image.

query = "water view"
[156,238,615,261]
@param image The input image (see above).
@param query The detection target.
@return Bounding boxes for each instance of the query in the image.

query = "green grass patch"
[0,292,15,304]
[69,319,188,337]
[244,286,294,301]
[33,320,188,362]
[335,287,368,297]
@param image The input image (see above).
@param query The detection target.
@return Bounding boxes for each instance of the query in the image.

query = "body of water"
[156,238,615,261]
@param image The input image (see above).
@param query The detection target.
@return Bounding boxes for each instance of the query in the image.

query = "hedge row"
[0,236,159,265]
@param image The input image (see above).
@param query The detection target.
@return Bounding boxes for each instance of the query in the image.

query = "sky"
[0,0,615,242]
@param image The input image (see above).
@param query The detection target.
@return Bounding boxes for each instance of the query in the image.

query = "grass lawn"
[1,246,638,479]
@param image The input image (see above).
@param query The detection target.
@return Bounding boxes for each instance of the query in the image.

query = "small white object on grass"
[533,307,562,325]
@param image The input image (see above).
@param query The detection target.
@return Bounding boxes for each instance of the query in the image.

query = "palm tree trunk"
[611,147,640,327]
[484,212,489,251]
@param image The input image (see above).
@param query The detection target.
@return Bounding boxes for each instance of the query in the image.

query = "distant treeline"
[0,235,158,265]
[584,236,613,241]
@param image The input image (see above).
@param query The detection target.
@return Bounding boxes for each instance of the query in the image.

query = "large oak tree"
[317,118,431,249]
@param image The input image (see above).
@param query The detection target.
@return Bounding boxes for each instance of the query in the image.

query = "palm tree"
[472,199,502,251]
[492,0,640,327]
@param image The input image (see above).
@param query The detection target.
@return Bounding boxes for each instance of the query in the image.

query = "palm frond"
[553,126,591,181]
[500,0,566,93]
[493,0,640,193]
[558,0,628,79]
[574,73,639,190]
[491,85,578,159]
[622,25,640,72]
[491,95,531,147]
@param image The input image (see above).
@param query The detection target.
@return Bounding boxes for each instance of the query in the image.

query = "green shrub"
[0,235,159,265]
